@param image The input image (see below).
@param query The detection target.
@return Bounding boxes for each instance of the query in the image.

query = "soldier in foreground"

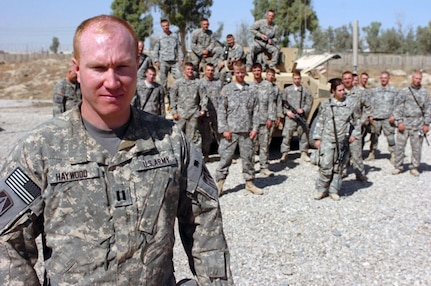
[250,63,276,177]
[0,15,233,285]
[312,78,361,201]
[216,60,262,196]
[131,66,166,117]
[366,71,397,162]
[279,70,313,163]
[392,70,431,176]
[52,65,81,116]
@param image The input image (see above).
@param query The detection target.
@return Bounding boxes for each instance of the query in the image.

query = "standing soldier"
[131,66,166,117]
[366,71,397,162]
[246,9,280,72]
[0,15,233,285]
[313,78,361,201]
[52,65,81,117]
[342,71,372,181]
[216,60,262,196]
[279,71,313,163]
[170,62,207,149]
[153,19,184,92]
[250,63,276,177]
[190,18,216,76]
[392,70,431,176]
[199,63,223,162]
[137,40,153,80]
[266,68,283,139]
[216,34,245,83]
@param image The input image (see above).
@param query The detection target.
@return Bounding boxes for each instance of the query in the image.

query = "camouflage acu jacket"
[0,106,233,285]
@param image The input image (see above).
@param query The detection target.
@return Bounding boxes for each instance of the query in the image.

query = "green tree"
[362,22,381,53]
[111,0,153,41]
[235,21,253,47]
[379,28,403,54]
[50,37,60,54]
[152,0,213,56]
[333,25,353,52]
[251,0,318,49]
[415,22,431,55]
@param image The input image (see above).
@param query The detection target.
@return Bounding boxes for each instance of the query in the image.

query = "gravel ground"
[1,100,430,285]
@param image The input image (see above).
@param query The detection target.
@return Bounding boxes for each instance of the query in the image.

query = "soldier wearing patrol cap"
[0,15,233,285]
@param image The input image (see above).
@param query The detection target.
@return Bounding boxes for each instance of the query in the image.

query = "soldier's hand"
[389,115,395,125]
[179,60,184,66]
[173,113,180,121]
[297,108,304,115]
[261,34,268,41]
[423,124,429,134]
[249,130,258,140]
[287,110,295,119]
[349,136,356,143]
[266,119,273,129]
[315,139,321,149]
[223,131,232,141]
[202,50,209,58]
[155,61,160,69]
[397,122,405,132]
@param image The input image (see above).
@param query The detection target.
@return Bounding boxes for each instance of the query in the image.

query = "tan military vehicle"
[245,47,341,132]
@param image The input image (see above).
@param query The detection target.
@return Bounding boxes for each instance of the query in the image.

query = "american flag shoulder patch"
[5,167,41,205]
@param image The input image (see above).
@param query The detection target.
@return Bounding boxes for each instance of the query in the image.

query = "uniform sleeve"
[153,39,160,63]
[252,92,260,131]
[191,31,201,55]
[199,83,208,112]
[177,141,233,285]
[249,20,261,38]
[393,89,405,123]
[304,88,313,116]
[52,80,65,117]
[169,81,179,115]
[218,87,229,133]
[268,85,276,121]
[312,102,327,141]
[0,142,45,285]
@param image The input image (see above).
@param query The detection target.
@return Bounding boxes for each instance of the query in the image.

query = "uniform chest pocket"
[130,154,178,235]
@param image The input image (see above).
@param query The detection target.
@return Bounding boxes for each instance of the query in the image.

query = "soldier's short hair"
[251,63,262,70]
[266,68,276,75]
[233,60,245,71]
[292,70,301,77]
[145,66,157,74]
[160,19,169,24]
[226,34,234,39]
[184,62,194,69]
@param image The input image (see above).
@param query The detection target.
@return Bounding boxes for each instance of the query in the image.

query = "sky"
[1,1,430,52]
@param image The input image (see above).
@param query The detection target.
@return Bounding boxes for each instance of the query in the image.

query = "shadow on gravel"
[419,162,431,172]
[364,164,382,174]
[339,179,373,197]
[221,175,288,196]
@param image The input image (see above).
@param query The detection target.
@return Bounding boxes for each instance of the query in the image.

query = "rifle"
[337,123,355,168]
[282,100,309,133]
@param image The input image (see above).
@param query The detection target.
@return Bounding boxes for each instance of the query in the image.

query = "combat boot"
[314,191,326,200]
[391,168,402,175]
[301,151,311,162]
[260,168,274,177]
[217,179,226,196]
[410,169,420,177]
[245,180,263,195]
[365,151,375,161]
[329,193,340,201]
[280,152,288,163]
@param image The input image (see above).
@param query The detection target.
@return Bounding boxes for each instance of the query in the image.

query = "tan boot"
[260,168,274,177]
[301,151,311,162]
[280,152,288,163]
[365,151,375,161]
[245,180,263,195]
[217,179,226,196]
[329,193,340,201]
[314,192,326,200]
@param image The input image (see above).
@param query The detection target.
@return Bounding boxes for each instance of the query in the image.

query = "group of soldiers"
[52,10,431,199]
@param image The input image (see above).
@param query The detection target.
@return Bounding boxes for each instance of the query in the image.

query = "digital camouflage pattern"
[0,106,233,285]
[199,77,223,157]
[216,82,260,181]
[137,53,154,80]
[190,28,216,70]
[153,31,184,90]
[369,84,398,153]
[345,86,371,177]
[279,85,313,154]
[250,79,275,169]
[312,96,361,194]
[393,84,431,170]
[247,19,280,68]
[131,79,166,117]
[170,77,208,148]
[52,78,81,117]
